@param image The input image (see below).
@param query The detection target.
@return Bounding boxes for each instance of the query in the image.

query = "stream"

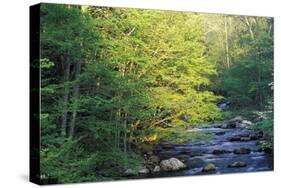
[139,124,273,178]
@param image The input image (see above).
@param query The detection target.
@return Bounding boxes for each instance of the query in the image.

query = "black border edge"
[30,3,41,185]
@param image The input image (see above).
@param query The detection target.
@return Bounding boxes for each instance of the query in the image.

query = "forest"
[38,4,273,184]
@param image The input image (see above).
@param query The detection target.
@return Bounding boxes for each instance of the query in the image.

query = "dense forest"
[38,4,273,184]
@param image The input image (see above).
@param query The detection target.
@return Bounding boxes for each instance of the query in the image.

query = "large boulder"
[202,163,216,172]
[233,148,251,154]
[160,157,186,171]
[228,161,247,168]
[223,116,243,129]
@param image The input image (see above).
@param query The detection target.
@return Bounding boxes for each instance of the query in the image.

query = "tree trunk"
[123,112,128,153]
[68,61,81,138]
[61,62,71,136]
[245,17,255,40]
[224,16,230,68]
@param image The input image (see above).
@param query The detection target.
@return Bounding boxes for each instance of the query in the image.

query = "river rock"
[152,165,161,173]
[228,161,247,168]
[229,136,241,141]
[138,168,150,174]
[240,137,251,142]
[236,123,248,129]
[234,148,251,154]
[215,131,226,135]
[160,157,186,171]
[223,116,243,129]
[124,169,138,176]
[229,116,243,123]
[242,120,252,126]
[212,149,230,155]
[202,163,216,172]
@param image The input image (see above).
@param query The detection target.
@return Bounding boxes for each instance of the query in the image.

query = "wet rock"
[236,123,248,129]
[222,123,235,129]
[229,136,241,141]
[138,168,150,174]
[202,163,216,172]
[234,148,251,154]
[152,165,161,173]
[223,116,243,129]
[124,169,138,176]
[228,161,247,168]
[250,132,263,140]
[240,137,251,142]
[160,157,186,171]
[212,149,230,155]
[215,131,226,135]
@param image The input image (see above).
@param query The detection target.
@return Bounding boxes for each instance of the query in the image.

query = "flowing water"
[141,124,273,178]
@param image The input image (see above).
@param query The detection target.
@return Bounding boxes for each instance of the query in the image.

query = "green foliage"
[38,3,273,183]
[254,116,273,152]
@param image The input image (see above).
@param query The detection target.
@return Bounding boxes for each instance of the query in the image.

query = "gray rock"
[138,168,150,174]
[228,116,243,123]
[223,116,243,129]
[236,123,248,128]
[152,165,161,173]
[228,161,247,168]
[242,120,252,126]
[212,149,230,155]
[124,169,137,176]
[202,163,216,172]
[160,157,186,171]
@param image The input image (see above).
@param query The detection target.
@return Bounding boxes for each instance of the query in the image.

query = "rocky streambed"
[132,117,273,179]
